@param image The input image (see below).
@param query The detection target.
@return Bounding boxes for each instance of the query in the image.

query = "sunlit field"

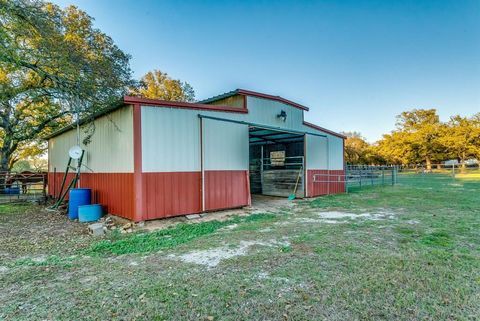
[1,173,479,320]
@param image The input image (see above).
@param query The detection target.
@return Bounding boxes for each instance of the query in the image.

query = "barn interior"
[249,126,305,198]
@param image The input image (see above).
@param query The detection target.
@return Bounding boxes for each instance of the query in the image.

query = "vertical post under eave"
[326,135,330,195]
[133,103,143,222]
[303,134,307,198]
[200,117,205,212]
[342,137,346,193]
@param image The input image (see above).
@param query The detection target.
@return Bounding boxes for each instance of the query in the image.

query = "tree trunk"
[460,152,466,173]
[426,156,432,171]
[0,149,11,193]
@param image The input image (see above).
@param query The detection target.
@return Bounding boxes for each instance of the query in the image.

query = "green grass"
[0,173,479,321]
[0,203,32,215]
[86,213,277,256]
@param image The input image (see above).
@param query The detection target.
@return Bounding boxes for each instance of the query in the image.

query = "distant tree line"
[343,109,480,169]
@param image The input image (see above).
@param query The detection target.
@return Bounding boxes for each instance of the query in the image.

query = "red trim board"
[133,103,144,222]
[124,96,248,114]
[303,121,346,139]
[237,89,309,111]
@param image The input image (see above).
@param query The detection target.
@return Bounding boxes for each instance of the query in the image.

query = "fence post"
[369,166,373,186]
[359,168,362,188]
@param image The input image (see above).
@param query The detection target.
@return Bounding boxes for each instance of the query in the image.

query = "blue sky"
[52,0,480,142]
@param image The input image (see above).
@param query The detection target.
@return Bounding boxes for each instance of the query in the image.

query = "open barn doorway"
[249,126,305,198]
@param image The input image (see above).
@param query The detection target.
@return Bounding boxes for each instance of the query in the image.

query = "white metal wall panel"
[140,97,343,172]
[48,106,134,173]
[203,118,249,170]
[246,97,305,131]
[302,123,344,170]
[306,134,328,169]
[327,135,344,170]
[141,107,200,172]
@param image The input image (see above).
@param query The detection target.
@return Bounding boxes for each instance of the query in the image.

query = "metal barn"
[47,89,346,221]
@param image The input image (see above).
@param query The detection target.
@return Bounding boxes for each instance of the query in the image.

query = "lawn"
[0,174,479,320]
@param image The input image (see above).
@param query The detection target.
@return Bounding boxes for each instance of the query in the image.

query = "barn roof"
[45,89,347,140]
[199,89,310,111]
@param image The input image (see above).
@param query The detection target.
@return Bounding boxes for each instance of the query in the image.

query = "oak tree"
[0,0,133,171]
[130,69,195,102]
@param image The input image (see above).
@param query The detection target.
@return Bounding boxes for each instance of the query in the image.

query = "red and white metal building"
[47,89,346,221]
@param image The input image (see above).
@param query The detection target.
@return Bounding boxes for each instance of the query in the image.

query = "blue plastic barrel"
[5,187,20,195]
[10,187,20,195]
[68,188,91,220]
[78,204,103,222]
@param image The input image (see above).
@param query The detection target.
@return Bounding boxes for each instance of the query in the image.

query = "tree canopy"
[342,132,382,165]
[0,0,134,170]
[129,69,195,102]
[438,114,480,168]
[351,109,480,167]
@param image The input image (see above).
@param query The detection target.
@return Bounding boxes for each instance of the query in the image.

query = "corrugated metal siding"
[142,172,201,219]
[141,98,317,173]
[305,133,344,171]
[48,106,134,173]
[203,118,249,170]
[48,172,134,220]
[205,170,249,211]
[307,170,345,197]
[303,127,344,171]
[327,136,344,170]
[306,134,328,169]
[141,107,200,172]
[246,96,305,131]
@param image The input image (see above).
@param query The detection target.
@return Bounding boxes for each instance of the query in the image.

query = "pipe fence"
[0,171,47,204]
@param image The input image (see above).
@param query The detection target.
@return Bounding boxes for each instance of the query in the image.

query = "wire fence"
[345,165,398,191]
[311,165,398,193]
[0,171,47,204]
[398,163,480,177]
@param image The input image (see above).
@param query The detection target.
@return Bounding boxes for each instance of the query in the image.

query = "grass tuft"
[85,213,276,256]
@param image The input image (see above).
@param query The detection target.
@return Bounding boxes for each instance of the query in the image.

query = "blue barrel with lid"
[68,188,91,220]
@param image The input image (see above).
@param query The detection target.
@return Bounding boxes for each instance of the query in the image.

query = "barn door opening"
[249,127,305,198]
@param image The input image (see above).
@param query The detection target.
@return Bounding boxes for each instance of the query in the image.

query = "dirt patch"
[291,211,396,225]
[295,218,346,224]
[140,195,292,232]
[317,210,395,221]
[0,205,92,261]
[167,239,290,268]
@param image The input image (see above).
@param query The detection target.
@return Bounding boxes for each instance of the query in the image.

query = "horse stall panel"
[1,171,47,203]
[202,118,250,211]
[262,169,304,197]
[249,137,305,198]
